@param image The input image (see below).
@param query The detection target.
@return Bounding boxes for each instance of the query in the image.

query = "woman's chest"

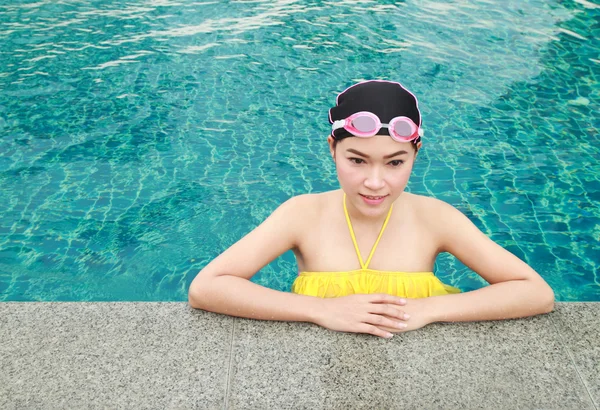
[294,215,440,273]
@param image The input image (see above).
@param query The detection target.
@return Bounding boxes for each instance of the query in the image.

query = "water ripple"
[0,0,598,301]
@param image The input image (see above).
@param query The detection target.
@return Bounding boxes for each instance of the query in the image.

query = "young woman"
[188,80,554,339]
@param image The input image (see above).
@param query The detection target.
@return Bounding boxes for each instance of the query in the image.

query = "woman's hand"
[313,293,411,339]
[379,297,436,334]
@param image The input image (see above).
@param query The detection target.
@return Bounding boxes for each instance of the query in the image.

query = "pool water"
[0,0,598,301]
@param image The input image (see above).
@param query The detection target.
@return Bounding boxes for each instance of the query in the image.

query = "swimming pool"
[0,0,598,301]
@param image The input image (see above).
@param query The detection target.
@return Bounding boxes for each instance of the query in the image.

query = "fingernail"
[386,333,394,339]
[404,314,410,319]
[397,322,407,328]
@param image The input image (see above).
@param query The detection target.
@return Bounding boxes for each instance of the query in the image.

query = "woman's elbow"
[539,282,555,314]
[188,276,209,309]
[188,288,202,309]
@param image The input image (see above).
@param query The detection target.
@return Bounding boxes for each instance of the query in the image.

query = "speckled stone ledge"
[0,302,598,410]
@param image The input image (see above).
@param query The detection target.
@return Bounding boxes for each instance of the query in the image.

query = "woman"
[188,80,554,339]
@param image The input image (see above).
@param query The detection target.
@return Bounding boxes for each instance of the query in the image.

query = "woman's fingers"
[359,323,395,339]
[363,294,410,336]
[361,294,408,321]
[369,304,409,321]
[365,313,408,330]
[368,293,407,306]
[318,294,411,339]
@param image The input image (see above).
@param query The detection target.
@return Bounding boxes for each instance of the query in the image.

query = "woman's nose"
[364,167,385,190]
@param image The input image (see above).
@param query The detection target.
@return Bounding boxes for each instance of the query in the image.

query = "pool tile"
[0,303,231,409]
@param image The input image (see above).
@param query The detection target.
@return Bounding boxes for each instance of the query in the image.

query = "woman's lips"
[360,194,388,205]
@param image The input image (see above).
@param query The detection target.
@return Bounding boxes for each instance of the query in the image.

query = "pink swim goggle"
[332,111,423,142]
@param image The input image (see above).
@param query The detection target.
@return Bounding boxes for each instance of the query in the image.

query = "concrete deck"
[1,302,598,410]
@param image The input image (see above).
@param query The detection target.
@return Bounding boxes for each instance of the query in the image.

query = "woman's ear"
[414,141,422,155]
[327,135,336,160]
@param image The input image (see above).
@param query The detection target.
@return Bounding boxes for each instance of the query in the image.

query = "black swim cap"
[328,80,422,143]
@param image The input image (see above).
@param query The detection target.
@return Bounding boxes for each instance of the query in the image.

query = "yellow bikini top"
[299,193,433,276]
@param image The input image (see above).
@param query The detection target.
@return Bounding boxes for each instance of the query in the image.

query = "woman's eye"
[389,160,404,166]
[348,158,404,166]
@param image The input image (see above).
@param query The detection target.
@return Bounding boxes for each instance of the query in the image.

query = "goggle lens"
[393,120,414,137]
[352,116,377,133]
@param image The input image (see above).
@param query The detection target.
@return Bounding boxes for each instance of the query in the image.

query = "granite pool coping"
[1,302,598,409]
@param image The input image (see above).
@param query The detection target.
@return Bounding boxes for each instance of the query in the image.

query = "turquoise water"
[0,0,598,302]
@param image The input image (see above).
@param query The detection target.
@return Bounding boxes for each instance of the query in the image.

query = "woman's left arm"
[423,199,555,324]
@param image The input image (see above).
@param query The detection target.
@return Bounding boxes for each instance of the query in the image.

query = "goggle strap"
[332,119,346,131]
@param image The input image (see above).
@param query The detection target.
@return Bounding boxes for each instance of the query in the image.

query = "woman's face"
[328,135,420,219]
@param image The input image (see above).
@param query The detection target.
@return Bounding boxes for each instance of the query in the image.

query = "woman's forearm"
[427,279,555,323]
[189,275,322,323]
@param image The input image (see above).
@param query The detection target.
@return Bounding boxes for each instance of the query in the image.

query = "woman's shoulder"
[404,191,446,209]
[403,192,457,226]
[282,189,342,224]
[285,190,341,217]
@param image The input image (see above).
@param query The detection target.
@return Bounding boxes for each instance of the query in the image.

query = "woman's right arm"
[188,195,323,323]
